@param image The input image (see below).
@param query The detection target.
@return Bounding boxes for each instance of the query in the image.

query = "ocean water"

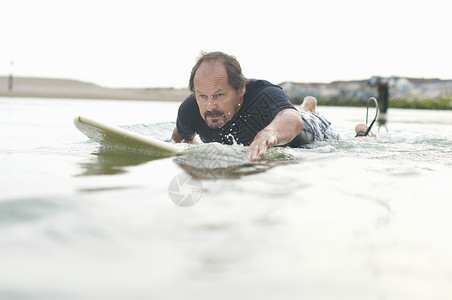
[0,97,451,300]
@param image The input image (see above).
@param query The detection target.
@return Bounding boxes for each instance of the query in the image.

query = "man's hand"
[246,129,278,161]
[246,109,304,162]
[172,127,194,143]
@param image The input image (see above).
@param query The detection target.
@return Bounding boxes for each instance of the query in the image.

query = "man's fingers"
[246,131,278,161]
[246,146,259,161]
[247,140,269,161]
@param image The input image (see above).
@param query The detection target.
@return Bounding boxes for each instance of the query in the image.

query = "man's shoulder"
[246,79,283,91]
[244,79,287,103]
[244,79,291,103]
[179,93,198,111]
[177,93,202,124]
[181,93,196,104]
[241,79,295,119]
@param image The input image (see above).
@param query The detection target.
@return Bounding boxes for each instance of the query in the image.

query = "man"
[172,51,337,161]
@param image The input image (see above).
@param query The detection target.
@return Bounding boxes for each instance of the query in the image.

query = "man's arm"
[246,109,304,161]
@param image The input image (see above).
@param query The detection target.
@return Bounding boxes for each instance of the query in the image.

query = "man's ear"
[239,83,246,97]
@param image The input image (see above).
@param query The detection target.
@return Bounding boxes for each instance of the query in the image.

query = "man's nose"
[207,100,218,110]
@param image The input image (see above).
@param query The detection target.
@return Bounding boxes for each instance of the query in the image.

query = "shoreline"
[0,76,189,101]
[2,76,451,109]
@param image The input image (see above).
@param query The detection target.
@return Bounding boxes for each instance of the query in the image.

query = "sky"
[1,0,450,88]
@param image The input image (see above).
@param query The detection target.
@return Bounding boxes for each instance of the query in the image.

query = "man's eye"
[217,94,223,98]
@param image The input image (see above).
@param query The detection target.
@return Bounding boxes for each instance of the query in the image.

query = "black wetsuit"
[176,79,337,147]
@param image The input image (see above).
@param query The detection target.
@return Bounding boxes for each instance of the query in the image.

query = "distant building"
[281,76,452,101]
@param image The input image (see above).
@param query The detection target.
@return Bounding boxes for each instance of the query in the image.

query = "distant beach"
[0,76,189,101]
[2,76,451,109]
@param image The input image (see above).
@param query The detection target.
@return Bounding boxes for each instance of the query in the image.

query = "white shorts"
[299,111,340,141]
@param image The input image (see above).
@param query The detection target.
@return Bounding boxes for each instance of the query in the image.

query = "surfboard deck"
[74,116,178,156]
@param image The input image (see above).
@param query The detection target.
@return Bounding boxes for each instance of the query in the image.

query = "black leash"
[355,97,379,137]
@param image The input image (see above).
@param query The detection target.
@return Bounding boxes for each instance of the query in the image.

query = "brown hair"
[189,51,248,93]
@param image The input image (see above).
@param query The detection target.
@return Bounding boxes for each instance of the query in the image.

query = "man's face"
[194,60,245,129]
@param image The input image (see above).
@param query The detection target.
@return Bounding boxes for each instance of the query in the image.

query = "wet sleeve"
[176,94,197,141]
[262,85,306,148]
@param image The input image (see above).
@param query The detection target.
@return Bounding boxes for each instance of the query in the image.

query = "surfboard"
[74,116,179,156]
